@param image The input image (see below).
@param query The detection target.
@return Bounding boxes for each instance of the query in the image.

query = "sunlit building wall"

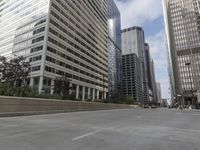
[0,0,109,101]
[0,0,49,57]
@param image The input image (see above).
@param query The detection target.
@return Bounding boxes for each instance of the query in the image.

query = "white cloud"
[115,0,163,29]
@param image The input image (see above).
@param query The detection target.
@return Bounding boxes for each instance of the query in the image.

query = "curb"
[0,108,134,118]
[0,110,80,118]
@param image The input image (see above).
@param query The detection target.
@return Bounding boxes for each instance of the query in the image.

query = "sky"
[114,0,170,99]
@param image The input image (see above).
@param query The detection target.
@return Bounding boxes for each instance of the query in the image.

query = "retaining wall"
[0,96,130,114]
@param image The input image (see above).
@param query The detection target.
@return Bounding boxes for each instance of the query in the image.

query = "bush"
[0,83,74,100]
[118,96,135,105]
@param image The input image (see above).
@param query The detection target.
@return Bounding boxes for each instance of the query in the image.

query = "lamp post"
[185,62,194,106]
[177,94,182,109]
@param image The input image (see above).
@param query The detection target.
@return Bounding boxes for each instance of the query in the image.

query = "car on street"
[151,105,156,109]
[144,104,149,109]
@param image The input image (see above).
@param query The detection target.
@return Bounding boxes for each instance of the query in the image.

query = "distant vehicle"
[151,105,156,109]
[168,105,172,109]
[196,104,200,110]
[144,104,149,109]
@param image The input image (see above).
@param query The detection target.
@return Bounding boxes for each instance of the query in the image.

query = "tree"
[53,76,71,99]
[0,56,30,87]
[125,96,134,104]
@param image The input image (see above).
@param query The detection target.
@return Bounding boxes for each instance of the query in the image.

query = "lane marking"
[176,112,200,116]
[72,129,102,141]
[191,113,200,116]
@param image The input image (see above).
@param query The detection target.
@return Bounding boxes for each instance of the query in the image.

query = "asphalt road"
[0,108,200,150]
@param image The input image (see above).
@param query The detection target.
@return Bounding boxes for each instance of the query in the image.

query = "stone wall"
[0,96,130,113]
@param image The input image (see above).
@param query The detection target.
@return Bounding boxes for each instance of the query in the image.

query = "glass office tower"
[0,0,108,101]
[108,0,122,100]
[145,43,157,102]
[0,0,49,57]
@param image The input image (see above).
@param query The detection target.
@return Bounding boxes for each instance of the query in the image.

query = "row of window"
[47,35,107,73]
[14,18,46,36]
[52,1,107,55]
[45,55,107,83]
[32,36,44,44]
[51,2,104,48]
[54,0,107,44]
[33,27,45,35]
[47,45,107,77]
[30,45,43,53]
[31,65,41,72]
[45,65,107,88]
[30,55,42,62]
[49,20,107,68]
[49,13,107,63]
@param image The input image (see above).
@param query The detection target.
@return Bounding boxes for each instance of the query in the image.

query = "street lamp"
[185,62,194,106]
[177,94,183,109]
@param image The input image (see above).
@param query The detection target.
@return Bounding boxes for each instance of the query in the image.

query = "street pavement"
[0,108,200,150]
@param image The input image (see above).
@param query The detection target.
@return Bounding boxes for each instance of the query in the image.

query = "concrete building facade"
[121,27,149,103]
[163,0,200,105]
[122,53,143,103]
[0,0,108,101]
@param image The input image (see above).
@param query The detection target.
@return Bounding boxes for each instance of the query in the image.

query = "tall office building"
[150,59,158,102]
[0,0,108,101]
[145,43,156,101]
[156,82,162,104]
[163,0,200,105]
[107,0,122,100]
[121,27,149,103]
[122,53,143,103]
[108,0,121,48]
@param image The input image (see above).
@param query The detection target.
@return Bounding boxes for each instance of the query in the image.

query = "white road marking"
[72,129,102,141]
[176,112,200,116]
[190,113,200,116]
[176,112,183,115]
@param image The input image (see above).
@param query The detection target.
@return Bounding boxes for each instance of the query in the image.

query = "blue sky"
[114,0,170,99]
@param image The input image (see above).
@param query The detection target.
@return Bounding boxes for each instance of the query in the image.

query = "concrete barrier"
[0,96,131,116]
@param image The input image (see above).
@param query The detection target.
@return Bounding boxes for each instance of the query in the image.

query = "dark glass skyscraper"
[145,43,157,102]
[108,0,122,100]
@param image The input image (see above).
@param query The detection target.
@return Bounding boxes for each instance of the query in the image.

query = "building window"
[32,36,44,44]
[31,66,41,72]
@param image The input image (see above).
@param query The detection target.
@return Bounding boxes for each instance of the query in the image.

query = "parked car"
[196,104,200,110]
[151,105,156,109]
[144,104,149,109]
